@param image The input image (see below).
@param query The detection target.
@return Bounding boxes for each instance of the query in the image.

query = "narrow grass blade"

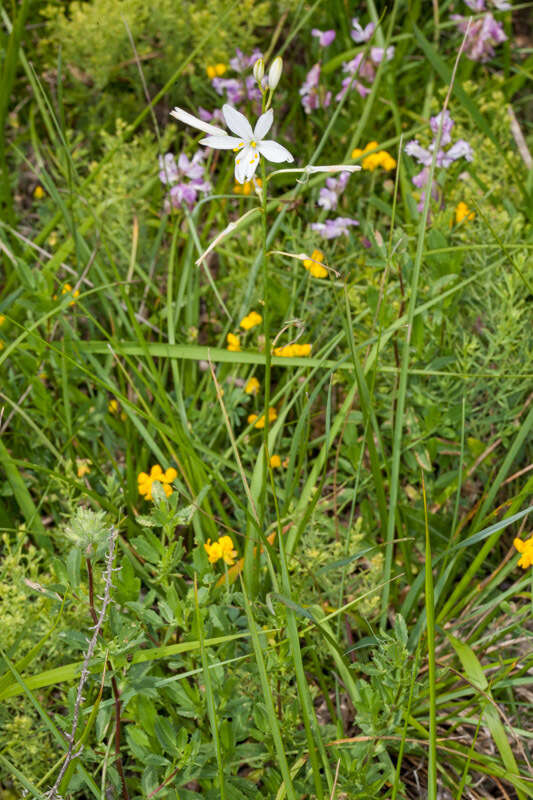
[241,580,297,800]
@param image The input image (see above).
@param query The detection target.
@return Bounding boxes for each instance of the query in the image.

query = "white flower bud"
[253,58,264,83]
[268,56,283,90]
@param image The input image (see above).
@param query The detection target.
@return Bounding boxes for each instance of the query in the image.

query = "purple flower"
[198,107,226,126]
[311,217,359,239]
[318,171,351,211]
[158,151,211,211]
[229,48,263,73]
[212,77,245,106]
[351,18,375,43]
[430,109,454,146]
[405,140,432,166]
[404,110,474,212]
[335,46,393,102]
[453,12,507,61]
[311,28,336,47]
[158,152,179,184]
[370,46,395,63]
[245,75,262,105]
[464,0,511,9]
[300,63,331,114]
[441,139,474,166]
[412,167,430,189]
[335,54,374,100]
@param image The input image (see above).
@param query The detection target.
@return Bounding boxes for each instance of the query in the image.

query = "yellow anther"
[251,141,256,147]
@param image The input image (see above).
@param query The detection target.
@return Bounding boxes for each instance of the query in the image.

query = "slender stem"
[259,157,271,540]
[422,475,437,800]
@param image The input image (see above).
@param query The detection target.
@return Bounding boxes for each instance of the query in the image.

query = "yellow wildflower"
[248,407,277,429]
[273,343,312,357]
[206,63,227,80]
[108,399,126,420]
[62,283,79,297]
[76,460,91,478]
[33,185,45,199]
[204,535,237,566]
[240,311,262,330]
[514,536,533,569]
[303,249,327,279]
[227,332,241,352]
[137,465,178,501]
[352,142,396,171]
[245,376,260,395]
[455,201,475,224]
[0,315,4,326]
[234,178,262,195]
[54,284,80,305]
[270,454,281,468]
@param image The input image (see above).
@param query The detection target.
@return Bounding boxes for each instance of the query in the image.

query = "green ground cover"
[0,1,532,798]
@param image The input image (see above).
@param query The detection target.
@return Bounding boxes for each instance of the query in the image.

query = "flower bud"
[253,58,264,83]
[268,56,283,90]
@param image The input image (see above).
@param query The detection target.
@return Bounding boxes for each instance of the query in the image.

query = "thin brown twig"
[86,556,130,800]
[48,529,118,800]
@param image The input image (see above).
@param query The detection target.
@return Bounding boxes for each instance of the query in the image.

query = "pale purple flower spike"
[405,110,474,211]
[351,18,375,43]
[311,217,359,239]
[311,28,336,47]
[453,10,507,62]
[318,172,351,212]
[300,64,332,114]
[158,151,211,211]
[336,47,394,102]
[464,0,511,10]
[209,48,263,114]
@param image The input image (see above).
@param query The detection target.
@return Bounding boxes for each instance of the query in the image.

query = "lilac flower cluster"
[336,18,394,100]
[452,0,508,62]
[311,217,359,239]
[312,170,358,239]
[351,17,375,43]
[300,30,336,114]
[311,28,336,47]
[299,18,395,113]
[158,151,211,211]
[300,64,332,114]
[208,48,263,115]
[318,171,351,211]
[405,110,473,211]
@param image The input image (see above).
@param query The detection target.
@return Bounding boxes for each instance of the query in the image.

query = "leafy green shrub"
[40,0,272,91]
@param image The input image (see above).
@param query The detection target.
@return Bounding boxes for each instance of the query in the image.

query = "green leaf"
[448,634,488,691]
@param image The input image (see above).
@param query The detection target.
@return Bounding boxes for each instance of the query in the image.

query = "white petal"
[253,109,273,141]
[170,106,226,136]
[234,145,259,184]
[257,140,294,163]
[199,135,243,150]
[244,158,260,182]
[222,104,253,139]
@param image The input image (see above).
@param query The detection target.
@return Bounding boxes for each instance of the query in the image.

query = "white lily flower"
[171,103,294,184]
